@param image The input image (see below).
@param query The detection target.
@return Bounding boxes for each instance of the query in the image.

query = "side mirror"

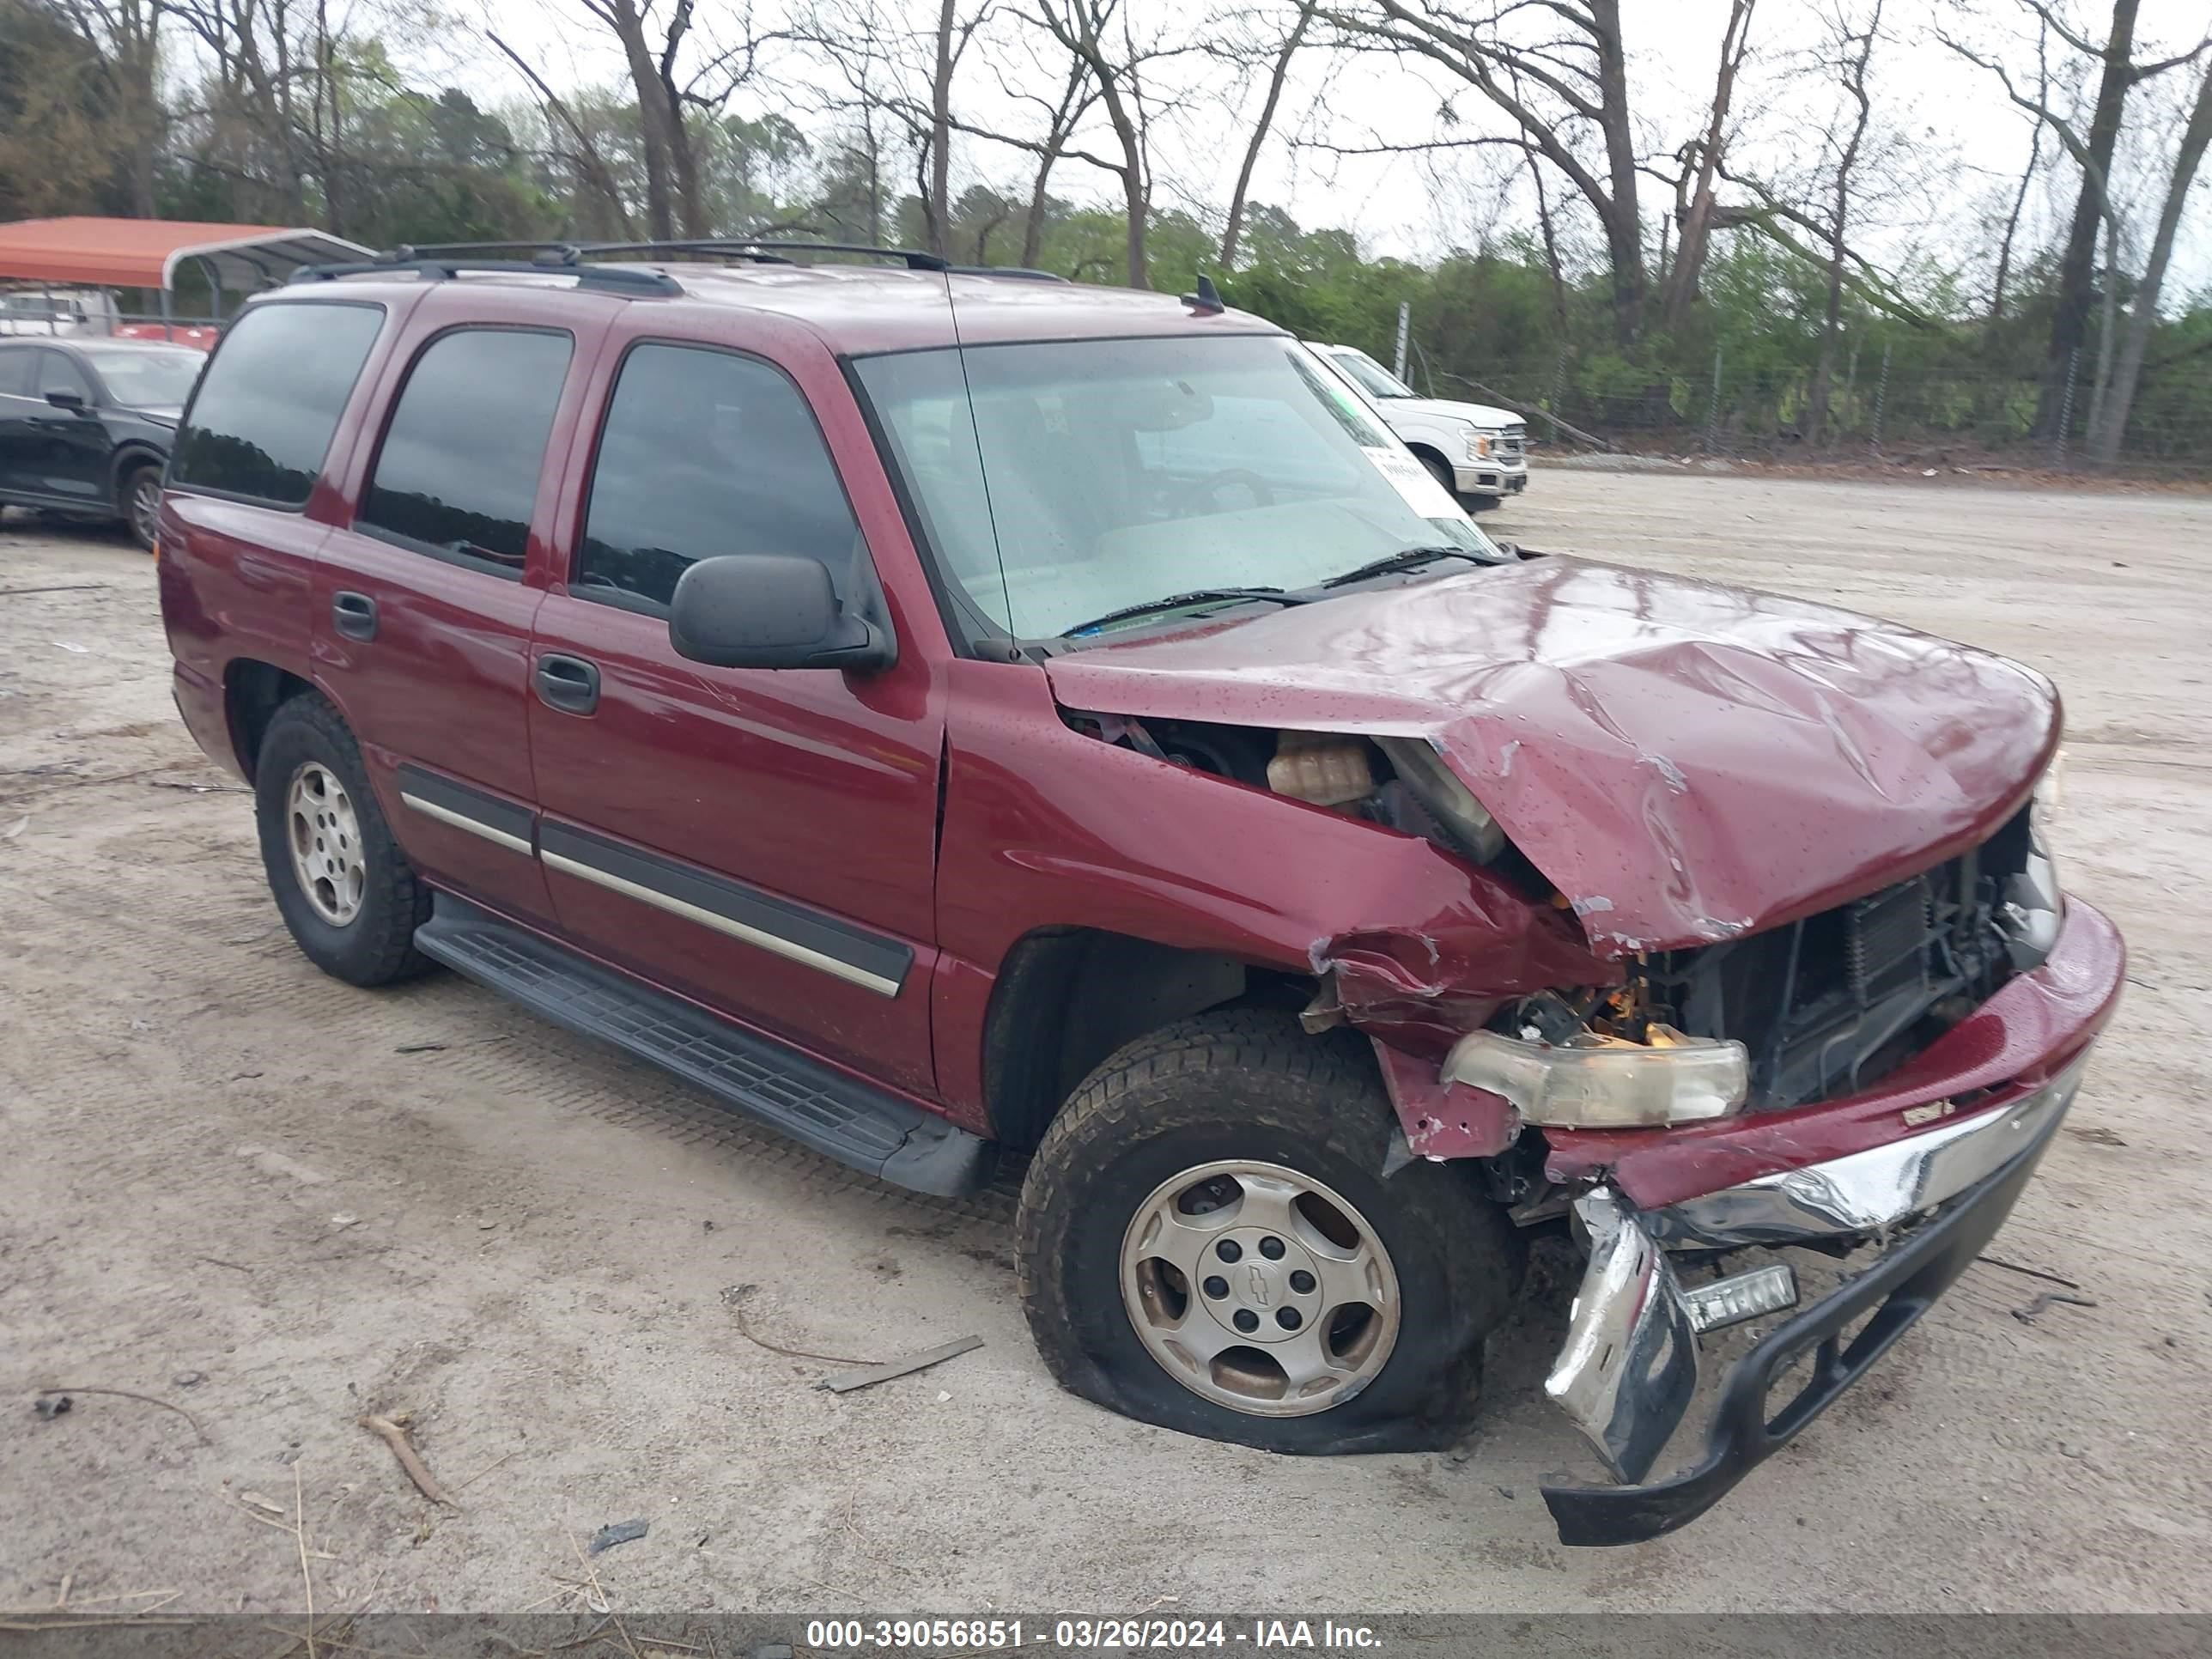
[668,554,896,672]
[45,388,87,413]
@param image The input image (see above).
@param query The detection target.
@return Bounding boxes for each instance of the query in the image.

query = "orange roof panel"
[0,216,372,288]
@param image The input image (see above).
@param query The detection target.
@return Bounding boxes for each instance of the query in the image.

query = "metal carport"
[0,216,373,341]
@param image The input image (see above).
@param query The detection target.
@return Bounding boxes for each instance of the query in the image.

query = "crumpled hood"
[1042,556,2059,957]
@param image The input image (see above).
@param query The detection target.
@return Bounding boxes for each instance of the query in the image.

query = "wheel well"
[1403,442,1453,479]
[981,927,1311,1152]
[109,445,165,504]
[225,659,315,781]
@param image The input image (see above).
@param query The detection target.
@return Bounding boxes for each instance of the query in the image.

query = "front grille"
[1497,423,1526,461]
[1633,807,2036,1109]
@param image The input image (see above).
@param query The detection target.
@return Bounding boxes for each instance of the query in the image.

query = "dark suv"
[0,337,204,548]
[156,244,2121,1547]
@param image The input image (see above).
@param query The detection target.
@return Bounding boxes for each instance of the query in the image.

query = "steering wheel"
[1169,468,1276,514]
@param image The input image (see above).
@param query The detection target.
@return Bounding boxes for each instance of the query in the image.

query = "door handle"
[534,653,601,715]
[331,590,378,641]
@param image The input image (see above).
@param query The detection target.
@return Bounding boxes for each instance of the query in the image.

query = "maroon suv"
[156,242,2123,1546]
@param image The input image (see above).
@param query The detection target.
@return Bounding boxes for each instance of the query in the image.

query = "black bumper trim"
[1540,1099,2065,1547]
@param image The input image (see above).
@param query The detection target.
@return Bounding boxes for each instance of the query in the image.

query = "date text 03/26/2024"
[803,1619,1384,1650]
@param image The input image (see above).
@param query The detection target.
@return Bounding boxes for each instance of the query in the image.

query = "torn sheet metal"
[1040,555,2059,957]
[1307,884,1608,1059]
[1370,1037,1519,1159]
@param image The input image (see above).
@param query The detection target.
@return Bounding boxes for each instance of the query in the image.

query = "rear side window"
[0,349,32,397]
[356,328,573,576]
[171,302,383,507]
[576,343,862,612]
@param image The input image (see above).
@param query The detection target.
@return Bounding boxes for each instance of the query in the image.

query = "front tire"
[1017,1010,1523,1454]
[253,695,433,986]
[119,462,161,550]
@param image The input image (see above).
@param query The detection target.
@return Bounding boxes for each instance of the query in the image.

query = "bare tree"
[2090,54,2212,461]
[544,0,770,240]
[1030,0,1165,287]
[1323,1,1649,341]
[488,28,640,235]
[1659,0,1759,329]
[1015,47,1097,265]
[52,0,166,215]
[1218,0,1318,268]
[1986,16,2050,325]
[1799,0,1885,445]
[1942,0,2212,434]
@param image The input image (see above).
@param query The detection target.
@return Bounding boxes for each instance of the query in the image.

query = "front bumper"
[1454,462,1527,496]
[1537,1049,2089,1547]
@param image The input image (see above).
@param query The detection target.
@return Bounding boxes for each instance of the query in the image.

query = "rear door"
[311,287,614,927]
[5,349,109,507]
[526,313,946,1095]
[161,298,393,696]
[0,344,40,495]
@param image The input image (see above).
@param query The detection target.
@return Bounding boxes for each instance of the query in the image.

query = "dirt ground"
[3,471,2209,1617]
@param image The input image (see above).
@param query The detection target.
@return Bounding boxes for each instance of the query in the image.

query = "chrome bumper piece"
[1539,1054,2088,1539]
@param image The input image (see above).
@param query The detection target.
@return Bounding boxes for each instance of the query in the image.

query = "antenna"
[1180,273,1225,316]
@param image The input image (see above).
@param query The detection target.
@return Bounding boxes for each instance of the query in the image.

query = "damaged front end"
[1037,568,2117,1542]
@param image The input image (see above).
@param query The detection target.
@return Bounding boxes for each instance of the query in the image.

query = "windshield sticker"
[1364,447,1474,524]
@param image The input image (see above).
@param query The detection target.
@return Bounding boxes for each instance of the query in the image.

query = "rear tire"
[253,695,434,987]
[1017,1009,1523,1455]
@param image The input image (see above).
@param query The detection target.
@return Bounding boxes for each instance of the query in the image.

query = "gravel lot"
[3,471,2208,1616]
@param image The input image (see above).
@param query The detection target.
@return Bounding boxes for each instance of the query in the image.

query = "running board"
[414,894,996,1197]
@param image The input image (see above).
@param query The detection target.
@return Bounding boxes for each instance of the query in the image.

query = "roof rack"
[947,264,1069,283]
[290,251,681,296]
[285,239,1064,295]
[583,239,951,272]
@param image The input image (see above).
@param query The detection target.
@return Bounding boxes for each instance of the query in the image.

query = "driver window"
[36,351,92,402]
[575,343,866,615]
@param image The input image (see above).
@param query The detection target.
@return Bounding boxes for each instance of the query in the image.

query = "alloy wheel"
[1120,1159,1401,1416]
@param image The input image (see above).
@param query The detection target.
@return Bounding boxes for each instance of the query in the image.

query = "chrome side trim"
[540,848,902,999]
[1545,1188,1700,1485]
[1647,1052,2091,1249]
[401,792,533,856]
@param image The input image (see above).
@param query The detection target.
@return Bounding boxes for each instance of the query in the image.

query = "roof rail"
[583,239,951,273]
[290,251,681,296]
[947,264,1070,283]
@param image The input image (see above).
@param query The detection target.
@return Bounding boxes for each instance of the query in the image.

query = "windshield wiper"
[1060,586,1310,638]
[1315,544,1491,590]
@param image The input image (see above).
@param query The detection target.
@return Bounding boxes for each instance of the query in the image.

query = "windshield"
[79,345,204,409]
[854,334,1498,639]
[1327,348,1416,400]
[79,344,202,409]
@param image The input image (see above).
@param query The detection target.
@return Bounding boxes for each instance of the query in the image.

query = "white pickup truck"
[1309,343,1528,509]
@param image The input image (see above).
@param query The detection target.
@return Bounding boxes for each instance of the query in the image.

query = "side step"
[414,894,996,1198]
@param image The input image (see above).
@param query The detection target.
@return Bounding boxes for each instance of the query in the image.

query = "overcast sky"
[465,0,2212,300]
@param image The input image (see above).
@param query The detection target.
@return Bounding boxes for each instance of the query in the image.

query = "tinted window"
[171,302,383,506]
[37,351,91,400]
[0,348,32,397]
[356,329,573,575]
[78,344,204,410]
[577,343,861,611]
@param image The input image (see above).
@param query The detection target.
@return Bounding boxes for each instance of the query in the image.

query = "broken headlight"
[1376,736,1506,863]
[2001,753,2067,971]
[1442,1025,1749,1127]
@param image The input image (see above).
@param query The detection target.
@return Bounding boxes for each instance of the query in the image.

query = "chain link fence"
[1421,342,2212,477]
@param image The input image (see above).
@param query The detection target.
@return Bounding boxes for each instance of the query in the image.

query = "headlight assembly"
[1377,735,1506,862]
[1443,1026,1750,1127]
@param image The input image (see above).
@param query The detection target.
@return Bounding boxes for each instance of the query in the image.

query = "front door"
[312,291,610,927]
[527,323,945,1095]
